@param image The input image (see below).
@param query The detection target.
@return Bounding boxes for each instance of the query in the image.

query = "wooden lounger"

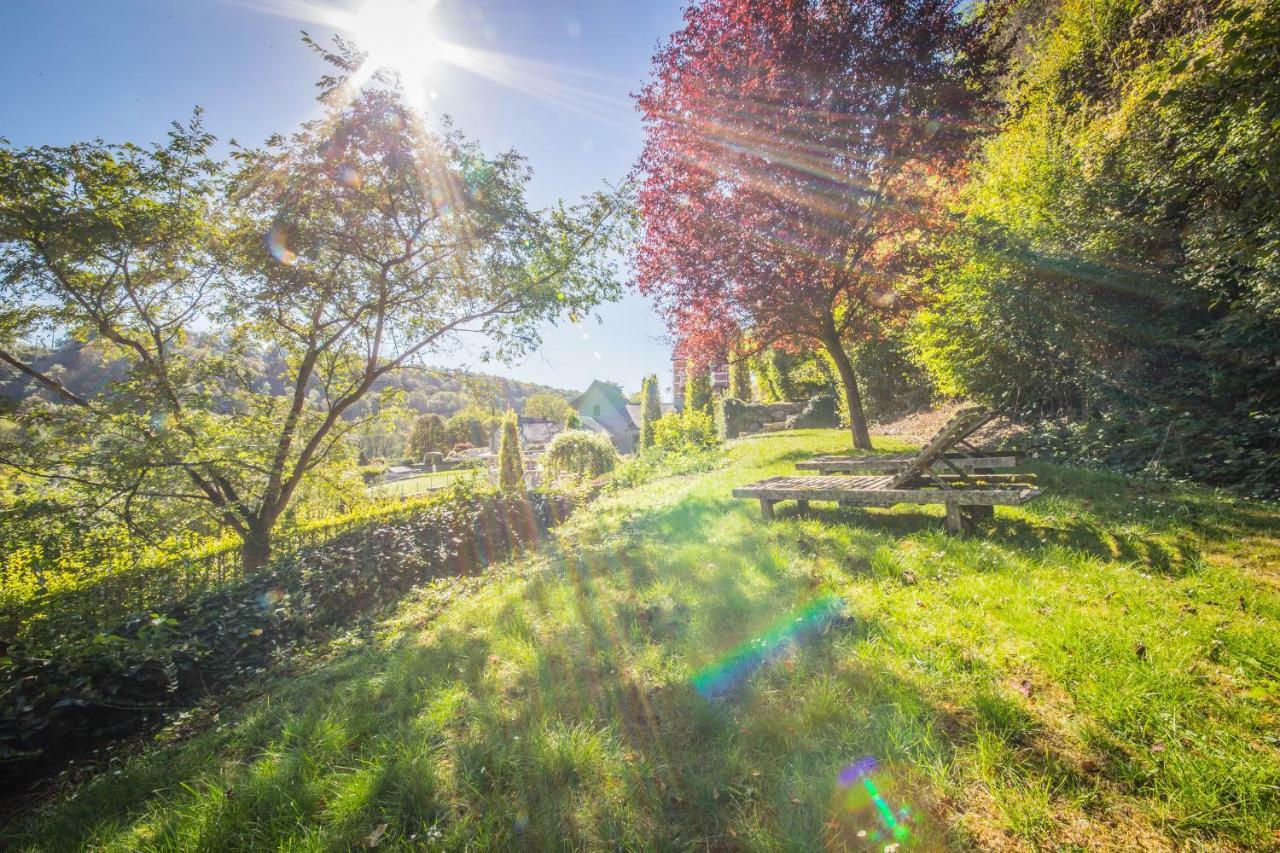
[732,474,1040,533]
[796,406,1010,476]
[734,406,1040,534]
[796,451,1019,474]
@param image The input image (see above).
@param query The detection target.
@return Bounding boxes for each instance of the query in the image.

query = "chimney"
[672,356,686,412]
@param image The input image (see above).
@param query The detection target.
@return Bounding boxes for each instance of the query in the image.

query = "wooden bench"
[796,451,1018,474]
[734,406,1041,534]
[732,473,1040,533]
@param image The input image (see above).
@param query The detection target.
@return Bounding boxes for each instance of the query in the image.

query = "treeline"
[0,339,569,421]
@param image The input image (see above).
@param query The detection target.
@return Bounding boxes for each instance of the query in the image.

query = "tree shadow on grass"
[7,517,974,849]
[817,506,1204,577]
[760,461,1280,576]
[12,458,1274,849]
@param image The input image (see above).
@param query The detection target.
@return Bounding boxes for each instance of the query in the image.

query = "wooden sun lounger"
[796,451,1019,474]
[732,474,1040,533]
[797,406,1009,475]
[733,406,1041,534]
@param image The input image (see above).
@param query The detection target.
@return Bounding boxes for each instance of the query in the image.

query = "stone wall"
[717,393,839,439]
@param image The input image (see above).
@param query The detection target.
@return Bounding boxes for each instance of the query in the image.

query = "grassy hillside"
[7,430,1278,850]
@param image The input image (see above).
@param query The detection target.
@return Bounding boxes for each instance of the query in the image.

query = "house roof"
[521,422,561,445]
[624,403,676,424]
[571,380,632,420]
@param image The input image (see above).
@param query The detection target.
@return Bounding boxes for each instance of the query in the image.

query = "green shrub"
[683,359,713,416]
[652,409,718,453]
[497,413,524,491]
[0,484,578,788]
[608,446,723,491]
[543,429,618,480]
[358,463,388,483]
[639,373,662,449]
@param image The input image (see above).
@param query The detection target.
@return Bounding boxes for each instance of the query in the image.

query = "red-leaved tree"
[635,0,995,448]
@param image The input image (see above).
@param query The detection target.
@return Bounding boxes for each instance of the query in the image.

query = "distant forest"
[0,337,575,423]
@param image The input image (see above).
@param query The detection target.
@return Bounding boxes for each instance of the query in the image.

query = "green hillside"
[8,429,1277,850]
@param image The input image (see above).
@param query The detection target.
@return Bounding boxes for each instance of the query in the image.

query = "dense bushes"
[543,429,618,480]
[912,0,1280,496]
[608,446,724,491]
[0,484,575,789]
[651,409,718,453]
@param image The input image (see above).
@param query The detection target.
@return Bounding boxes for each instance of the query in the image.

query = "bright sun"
[349,0,439,91]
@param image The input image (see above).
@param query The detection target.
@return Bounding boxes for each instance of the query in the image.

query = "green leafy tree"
[639,373,662,449]
[408,413,446,460]
[728,353,752,401]
[521,391,573,424]
[683,360,713,417]
[543,429,617,479]
[0,44,630,571]
[496,412,524,491]
[445,409,491,448]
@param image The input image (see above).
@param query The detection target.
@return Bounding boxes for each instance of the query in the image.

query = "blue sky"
[0,0,687,397]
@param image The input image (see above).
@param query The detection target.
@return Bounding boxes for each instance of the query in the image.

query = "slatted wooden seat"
[796,451,1019,474]
[733,473,1040,531]
[733,406,1040,534]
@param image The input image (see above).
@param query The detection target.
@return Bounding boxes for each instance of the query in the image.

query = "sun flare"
[350,0,438,78]
[348,0,439,99]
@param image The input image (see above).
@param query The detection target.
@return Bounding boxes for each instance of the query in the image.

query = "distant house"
[571,380,675,454]
[672,357,730,411]
[488,415,562,452]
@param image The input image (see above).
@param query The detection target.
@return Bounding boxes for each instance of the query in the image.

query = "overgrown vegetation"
[0,482,575,794]
[651,408,718,454]
[6,429,1275,849]
[912,0,1280,496]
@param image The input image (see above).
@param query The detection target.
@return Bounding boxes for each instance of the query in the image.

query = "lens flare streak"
[690,593,843,698]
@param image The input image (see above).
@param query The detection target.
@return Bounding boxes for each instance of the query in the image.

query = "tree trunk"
[820,332,873,451]
[240,524,273,576]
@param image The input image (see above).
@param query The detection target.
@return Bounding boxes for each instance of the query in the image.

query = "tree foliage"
[913,0,1280,494]
[408,413,446,460]
[0,54,629,570]
[683,360,713,417]
[728,349,752,401]
[521,391,573,424]
[639,373,662,448]
[444,409,493,448]
[636,0,997,448]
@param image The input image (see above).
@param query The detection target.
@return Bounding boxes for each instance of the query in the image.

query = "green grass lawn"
[8,430,1278,850]
[369,469,477,498]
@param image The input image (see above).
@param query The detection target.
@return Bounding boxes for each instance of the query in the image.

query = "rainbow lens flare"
[828,758,940,851]
[266,224,297,266]
[336,164,361,189]
[691,593,843,698]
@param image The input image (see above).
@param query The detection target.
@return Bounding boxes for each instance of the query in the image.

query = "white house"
[571,380,675,453]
